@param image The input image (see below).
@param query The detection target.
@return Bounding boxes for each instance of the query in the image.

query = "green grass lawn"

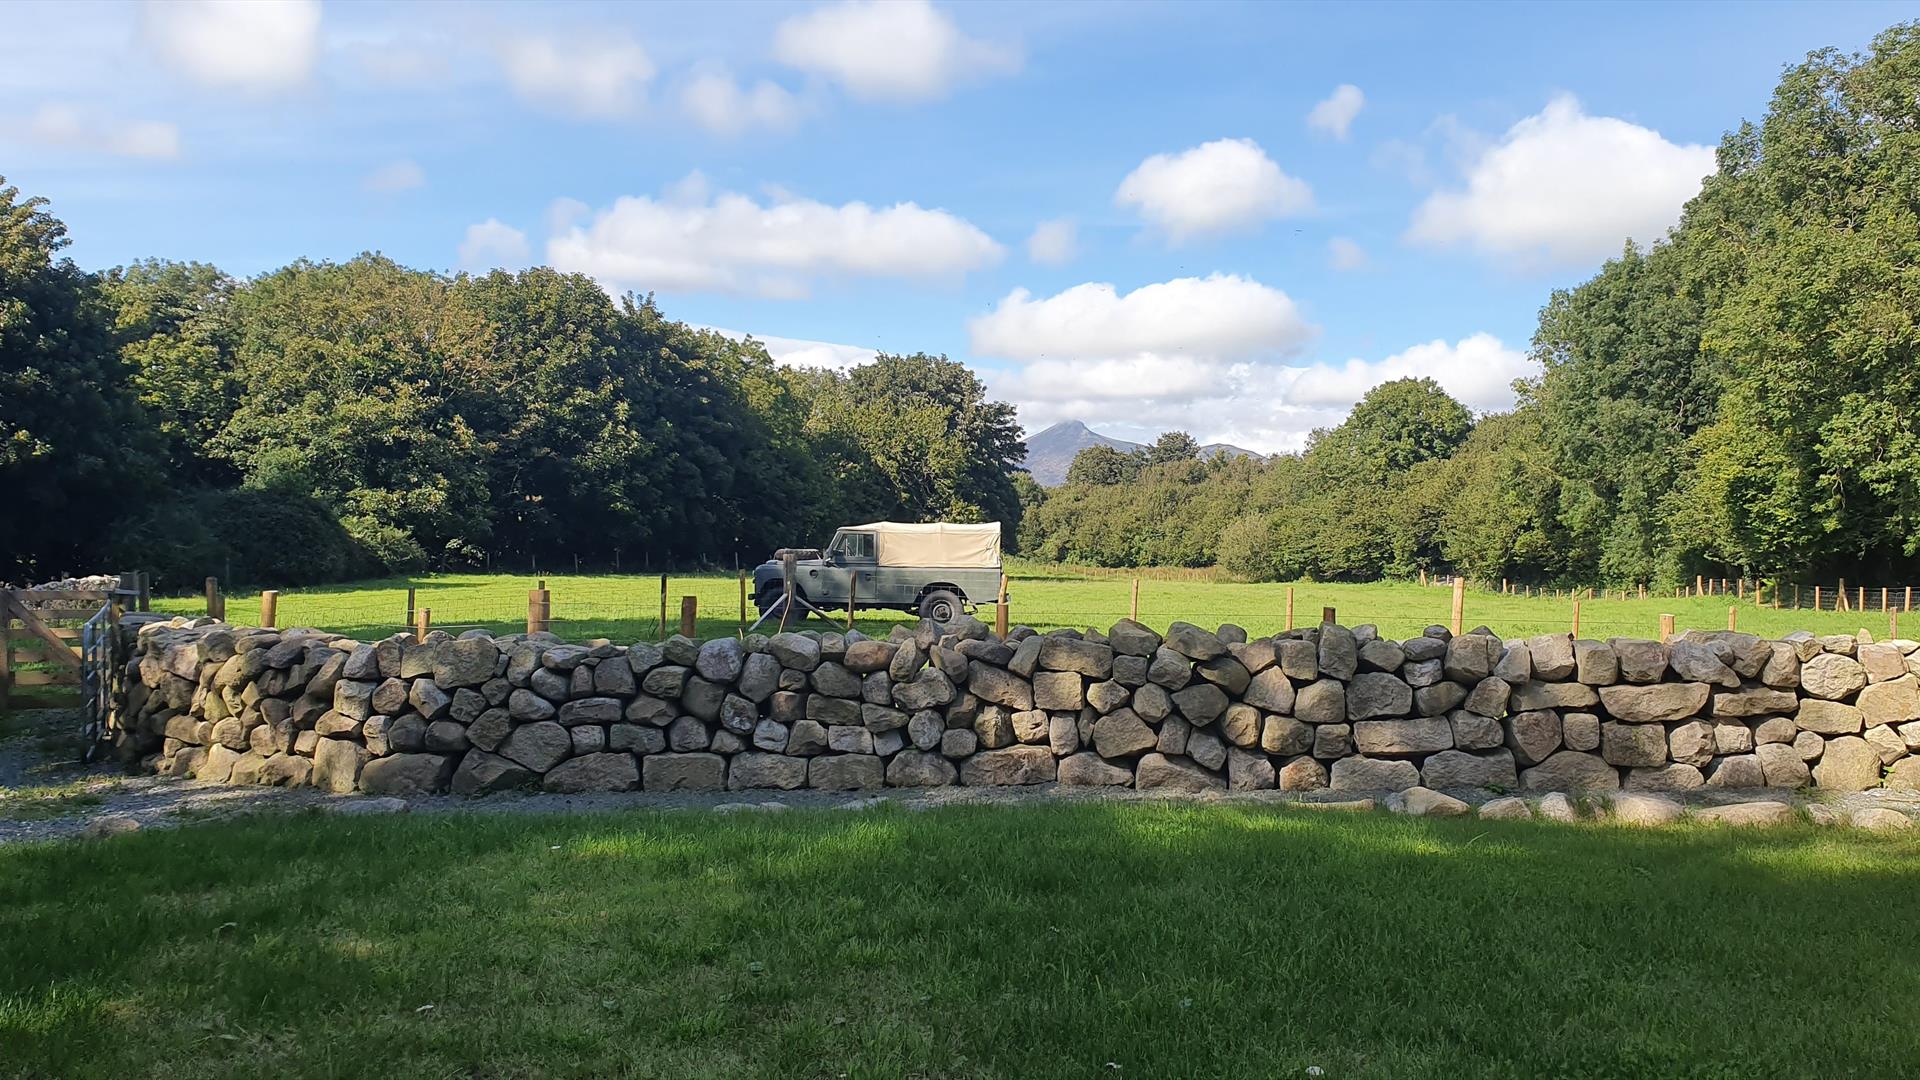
[2,802,1916,1078]
[151,560,1905,644]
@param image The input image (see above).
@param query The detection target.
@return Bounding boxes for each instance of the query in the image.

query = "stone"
[1010,709,1049,745]
[1526,634,1576,680]
[1504,710,1563,767]
[558,696,622,726]
[1171,682,1229,725]
[1163,621,1227,661]
[1279,639,1319,681]
[609,723,666,755]
[1415,681,1468,718]
[1132,682,1172,722]
[1865,724,1908,765]
[450,749,537,795]
[431,638,498,688]
[1461,677,1510,719]
[1624,763,1704,791]
[1600,720,1668,767]
[862,703,907,733]
[1887,758,1920,789]
[940,728,977,759]
[1754,741,1811,787]
[1857,676,1920,728]
[1420,749,1518,790]
[311,738,369,794]
[1230,638,1279,675]
[1402,659,1443,689]
[1328,756,1420,792]
[1760,642,1801,689]
[1147,647,1193,690]
[1712,721,1753,754]
[1134,752,1226,792]
[1108,619,1162,657]
[1597,682,1711,723]
[1467,795,1529,821]
[371,677,409,715]
[1860,643,1907,682]
[1572,640,1619,685]
[960,746,1057,786]
[1317,624,1358,679]
[1346,672,1413,720]
[591,660,635,697]
[499,721,572,773]
[1694,801,1796,827]
[1508,681,1600,712]
[1666,720,1715,767]
[1387,786,1470,817]
[332,797,409,816]
[827,725,874,754]
[1311,724,1351,760]
[1086,680,1130,714]
[1752,716,1797,744]
[962,664,1026,710]
[1032,671,1085,711]
[1520,751,1620,792]
[1058,752,1134,786]
[1049,712,1083,756]
[1352,716,1452,757]
[728,752,809,789]
[641,665,687,698]
[1357,638,1406,673]
[1561,712,1601,752]
[1812,736,1882,791]
[537,752,638,793]
[1667,641,1739,688]
[1850,808,1913,832]
[1450,710,1504,751]
[1218,703,1259,747]
[842,639,897,674]
[1037,636,1115,678]
[643,753,726,791]
[1610,793,1683,826]
[768,633,821,671]
[1704,755,1766,788]
[1802,653,1868,700]
[1226,746,1276,790]
[1112,654,1150,687]
[1492,645,1532,684]
[1091,708,1158,760]
[1155,714,1190,756]
[885,750,958,787]
[1277,755,1328,791]
[1712,688,1800,719]
[1261,715,1313,756]
[810,754,884,791]
[425,719,470,753]
[1442,634,1498,684]
[1187,730,1228,770]
[1796,699,1864,735]
[569,725,606,755]
[1608,638,1668,683]
[1294,679,1346,725]
[1534,792,1579,822]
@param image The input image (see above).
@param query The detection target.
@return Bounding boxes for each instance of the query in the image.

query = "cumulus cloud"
[142,0,320,91]
[1115,138,1312,241]
[23,103,180,159]
[363,159,426,192]
[1025,218,1076,266]
[1307,84,1364,139]
[500,32,654,118]
[1285,333,1536,412]
[1327,236,1367,271]
[970,274,1315,362]
[709,328,879,371]
[458,219,530,270]
[680,69,805,135]
[546,173,1002,298]
[772,0,1020,102]
[1407,95,1714,267]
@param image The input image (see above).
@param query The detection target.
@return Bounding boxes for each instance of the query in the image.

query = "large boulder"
[1293,679,1346,725]
[728,752,809,790]
[960,746,1057,786]
[1328,756,1420,792]
[1857,676,1920,728]
[643,752,726,791]
[1346,673,1413,720]
[498,721,572,773]
[1503,710,1562,767]
[1163,622,1227,661]
[964,663,1028,710]
[1596,682,1710,723]
[1058,752,1134,786]
[1519,751,1619,792]
[1171,682,1229,725]
[312,738,369,794]
[1601,721,1668,767]
[886,750,958,787]
[1090,709,1157,759]
[431,638,498,688]
[1226,747,1275,790]
[450,749,538,795]
[543,753,639,793]
[1419,749,1517,790]
[1802,653,1868,700]
[1351,717,1452,757]
[1796,699,1863,735]
[1038,636,1115,678]
[1812,736,1882,791]
[1134,752,1226,792]
[810,754,885,791]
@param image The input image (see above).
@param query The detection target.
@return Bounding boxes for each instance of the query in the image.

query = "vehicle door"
[804,530,866,607]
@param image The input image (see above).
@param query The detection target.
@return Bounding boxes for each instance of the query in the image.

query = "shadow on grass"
[2,802,1917,1078]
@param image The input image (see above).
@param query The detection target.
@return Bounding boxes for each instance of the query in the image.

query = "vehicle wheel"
[918,589,964,624]
[755,585,785,615]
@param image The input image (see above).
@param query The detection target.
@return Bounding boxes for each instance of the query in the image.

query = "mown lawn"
[148,562,1897,644]
[2,802,1916,1078]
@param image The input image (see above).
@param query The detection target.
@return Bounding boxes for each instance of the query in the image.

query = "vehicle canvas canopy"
[834,522,1001,568]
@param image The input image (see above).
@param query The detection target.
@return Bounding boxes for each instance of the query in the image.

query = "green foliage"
[1064,443,1143,486]
[1144,429,1200,465]
[105,487,374,588]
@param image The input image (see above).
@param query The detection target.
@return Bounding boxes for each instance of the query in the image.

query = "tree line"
[0,194,1023,587]
[1023,25,1920,591]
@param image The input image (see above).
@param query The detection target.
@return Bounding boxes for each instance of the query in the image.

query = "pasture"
[151,560,1901,644]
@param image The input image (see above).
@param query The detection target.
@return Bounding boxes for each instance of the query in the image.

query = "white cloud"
[680,69,805,135]
[500,32,654,118]
[547,174,1002,298]
[1307,84,1364,139]
[970,274,1315,362]
[1025,218,1076,266]
[1407,95,1714,267]
[772,0,1020,102]
[1327,236,1367,271]
[1286,333,1536,412]
[1114,138,1312,241]
[363,159,426,192]
[143,0,321,91]
[458,219,530,271]
[23,103,180,159]
[710,328,879,372]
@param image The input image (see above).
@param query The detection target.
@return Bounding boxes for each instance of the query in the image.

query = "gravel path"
[5,707,1917,844]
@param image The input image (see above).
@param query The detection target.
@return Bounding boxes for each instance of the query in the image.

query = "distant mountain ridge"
[1020,420,1266,486]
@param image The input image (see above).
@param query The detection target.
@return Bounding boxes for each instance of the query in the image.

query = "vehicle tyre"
[917,589,964,624]
[755,584,785,615]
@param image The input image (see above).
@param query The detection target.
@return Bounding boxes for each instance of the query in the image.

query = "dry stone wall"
[113,613,1920,798]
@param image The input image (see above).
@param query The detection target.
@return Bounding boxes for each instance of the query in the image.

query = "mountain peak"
[1021,419,1143,486]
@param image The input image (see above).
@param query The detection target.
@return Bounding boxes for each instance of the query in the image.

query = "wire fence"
[149,572,1920,645]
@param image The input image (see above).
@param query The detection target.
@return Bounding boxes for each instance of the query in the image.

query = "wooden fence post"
[1571,599,1581,637]
[1727,605,1737,631]
[1130,577,1140,623]
[1321,606,1337,625]
[846,576,857,631]
[659,574,668,640]
[405,586,416,630]
[1814,585,1822,610]
[205,577,223,620]
[1859,585,1867,612]
[996,573,1010,639]
[738,571,748,638]
[680,596,697,638]
[1450,576,1465,637]
[260,590,279,629]
[1284,587,1295,632]
[1838,577,1848,611]
[0,603,11,714]
[527,583,551,635]
[1883,586,1890,613]
[776,553,797,633]
[1907,585,1913,613]
[415,607,431,641]
[1659,613,1675,642]
[1890,607,1899,641]
[137,571,151,612]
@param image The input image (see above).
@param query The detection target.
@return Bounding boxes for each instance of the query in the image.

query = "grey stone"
[1503,710,1562,767]
[1134,752,1225,792]
[1261,715,1313,756]
[1187,730,1228,770]
[1346,672,1412,720]
[558,696,622,726]
[1624,763,1705,792]
[728,752,808,790]
[1311,723,1351,760]
[1317,624,1358,680]
[1058,752,1134,786]
[1796,699,1864,735]
[499,721,572,772]
[1352,716,1452,757]
[1032,671,1085,711]
[543,752,638,793]
[1420,749,1517,789]
[1508,681,1599,712]
[1147,647,1194,690]
[643,752,726,791]
[1171,682,1229,724]
[451,749,537,795]
[432,638,498,688]
[1601,721,1668,767]
[1563,712,1601,752]
[1597,682,1710,723]
[1520,751,1620,792]
[960,746,1057,786]
[1294,678,1346,725]
[1328,756,1420,792]
[1163,621,1227,661]
[1668,719,1717,767]
[1277,755,1328,791]
[885,750,957,786]
[1091,708,1157,759]
[1813,736,1882,791]
[1526,634,1576,680]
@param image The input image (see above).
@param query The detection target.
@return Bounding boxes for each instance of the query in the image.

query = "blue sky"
[4,0,1911,452]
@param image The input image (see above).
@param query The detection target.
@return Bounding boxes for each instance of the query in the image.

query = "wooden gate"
[0,585,136,721]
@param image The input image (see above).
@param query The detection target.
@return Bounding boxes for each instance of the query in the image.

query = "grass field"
[150,560,1907,644]
[2,802,1916,1078]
